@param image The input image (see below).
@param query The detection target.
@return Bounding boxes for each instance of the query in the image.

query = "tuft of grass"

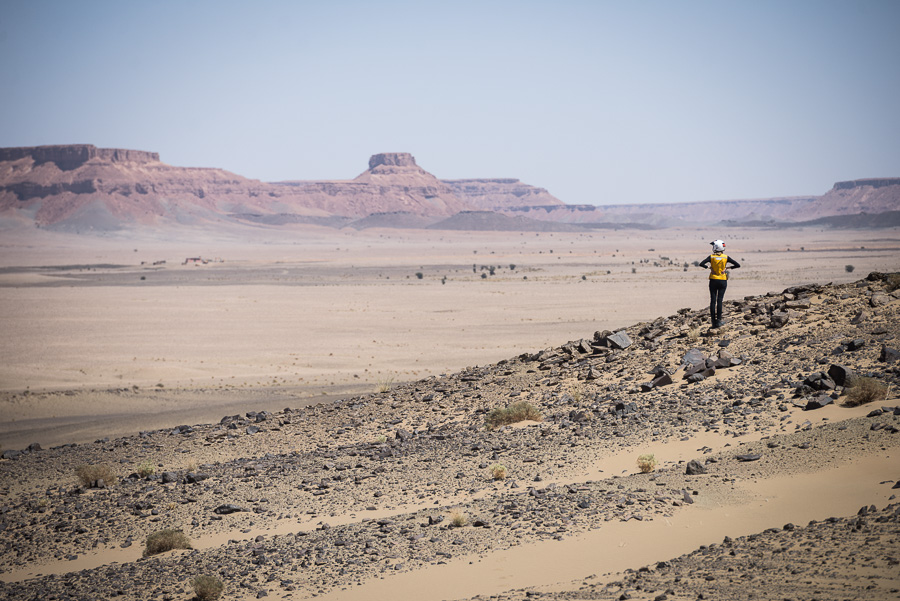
[449,510,468,527]
[374,434,388,444]
[687,327,701,342]
[377,377,394,393]
[191,575,224,601]
[144,528,192,556]
[843,377,889,407]
[485,402,542,430]
[489,464,507,480]
[136,461,155,478]
[636,453,658,473]
[75,464,117,487]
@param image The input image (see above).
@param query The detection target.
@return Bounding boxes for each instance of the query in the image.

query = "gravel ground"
[1,272,899,600]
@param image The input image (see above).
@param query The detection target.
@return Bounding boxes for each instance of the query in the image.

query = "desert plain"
[0,224,899,601]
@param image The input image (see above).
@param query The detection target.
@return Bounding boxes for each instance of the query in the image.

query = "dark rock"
[214,504,247,515]
[26,442,42,452]
[770,311,790,328]
[805,395,833,410]
[161,471,179,484]
[685,460,707,475]
[880,346,900,363]
[827,364,854,387]
[683,348,706,366]
[607,331,633,350]
[736,453,762,462]
[681,489,694,504]
[847,338,866,351]
[246,425,260,435]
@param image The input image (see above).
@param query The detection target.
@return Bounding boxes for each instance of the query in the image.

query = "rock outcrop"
[443,178,564,210]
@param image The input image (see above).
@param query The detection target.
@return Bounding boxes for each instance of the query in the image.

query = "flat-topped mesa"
[833,178,900,191]
[368,152,418,169]
[0,145,160,171]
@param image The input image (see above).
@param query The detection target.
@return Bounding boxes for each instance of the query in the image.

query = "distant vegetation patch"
[191,575,224,601]
[637,453,658,473]
[485,402,542,430]
[843,377,889,407]
[75,463,116,487]
[144,529,192,556]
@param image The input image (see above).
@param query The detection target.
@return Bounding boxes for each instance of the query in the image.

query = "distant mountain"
[1,144,897,232]
[0,146,558,231]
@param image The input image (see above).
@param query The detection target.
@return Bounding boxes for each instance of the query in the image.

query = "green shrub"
[191,575,224,601]
[75,464,117,487]
[144,528,192,556]
[843,377,889,407]
[485,402,542,430]
[845,264,855,273]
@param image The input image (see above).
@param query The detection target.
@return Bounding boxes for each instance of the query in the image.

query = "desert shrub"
[485,402,542,430]
[374,434,387,444]
[636,453,658,473]
[843,377,889,407]
[489,464,507,480]
[75,463,116,487]
[845,264,855,273]
[136,461,155,478]
[191,575,224,601]
[449,510,468,527]
[377,377,393,393]
[144,529,192,556]
[415,272,423,279]
[687,327,700,342]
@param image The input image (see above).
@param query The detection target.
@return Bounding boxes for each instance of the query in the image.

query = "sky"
[1,0,898,205]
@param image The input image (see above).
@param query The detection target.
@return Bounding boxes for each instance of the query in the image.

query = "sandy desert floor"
[1,224,897,448]
[0,224,899,601]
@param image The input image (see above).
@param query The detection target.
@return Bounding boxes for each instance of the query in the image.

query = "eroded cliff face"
[0,145,159,171]
[443,178,564,210]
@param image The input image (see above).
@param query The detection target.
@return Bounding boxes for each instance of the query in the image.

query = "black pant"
[709,279,727,321]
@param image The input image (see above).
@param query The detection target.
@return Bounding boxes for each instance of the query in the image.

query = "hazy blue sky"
[1,0,898,205]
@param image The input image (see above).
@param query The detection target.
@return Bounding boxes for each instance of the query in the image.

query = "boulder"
[606,331,633,350]
[685,460,707,475]
[214,504,246,515]
[827,364,854,386]
[880,345,900,363]
[805,395,834,410]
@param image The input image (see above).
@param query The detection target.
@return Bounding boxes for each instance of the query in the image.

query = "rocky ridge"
[0,273,899,600]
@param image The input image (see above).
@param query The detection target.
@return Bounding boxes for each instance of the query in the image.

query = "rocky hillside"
[443,178,564,210]
[1,272,898,600]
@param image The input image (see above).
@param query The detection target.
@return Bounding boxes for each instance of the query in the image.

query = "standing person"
[699,239,740,328]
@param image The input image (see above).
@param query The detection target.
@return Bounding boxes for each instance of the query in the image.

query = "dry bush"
[843,377,889,407]
[144,529,192,556]
[190,575,224,601]
[485,402,542,430]
[377,377,394,393]
[687,327,701,342]
[449,510,468,527]
[136,461,155,478]
[489,464,507,480]
[636,453,658,473]
[75,464,117,487]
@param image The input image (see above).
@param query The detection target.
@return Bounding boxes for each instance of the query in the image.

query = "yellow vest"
[709,253,728,280]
